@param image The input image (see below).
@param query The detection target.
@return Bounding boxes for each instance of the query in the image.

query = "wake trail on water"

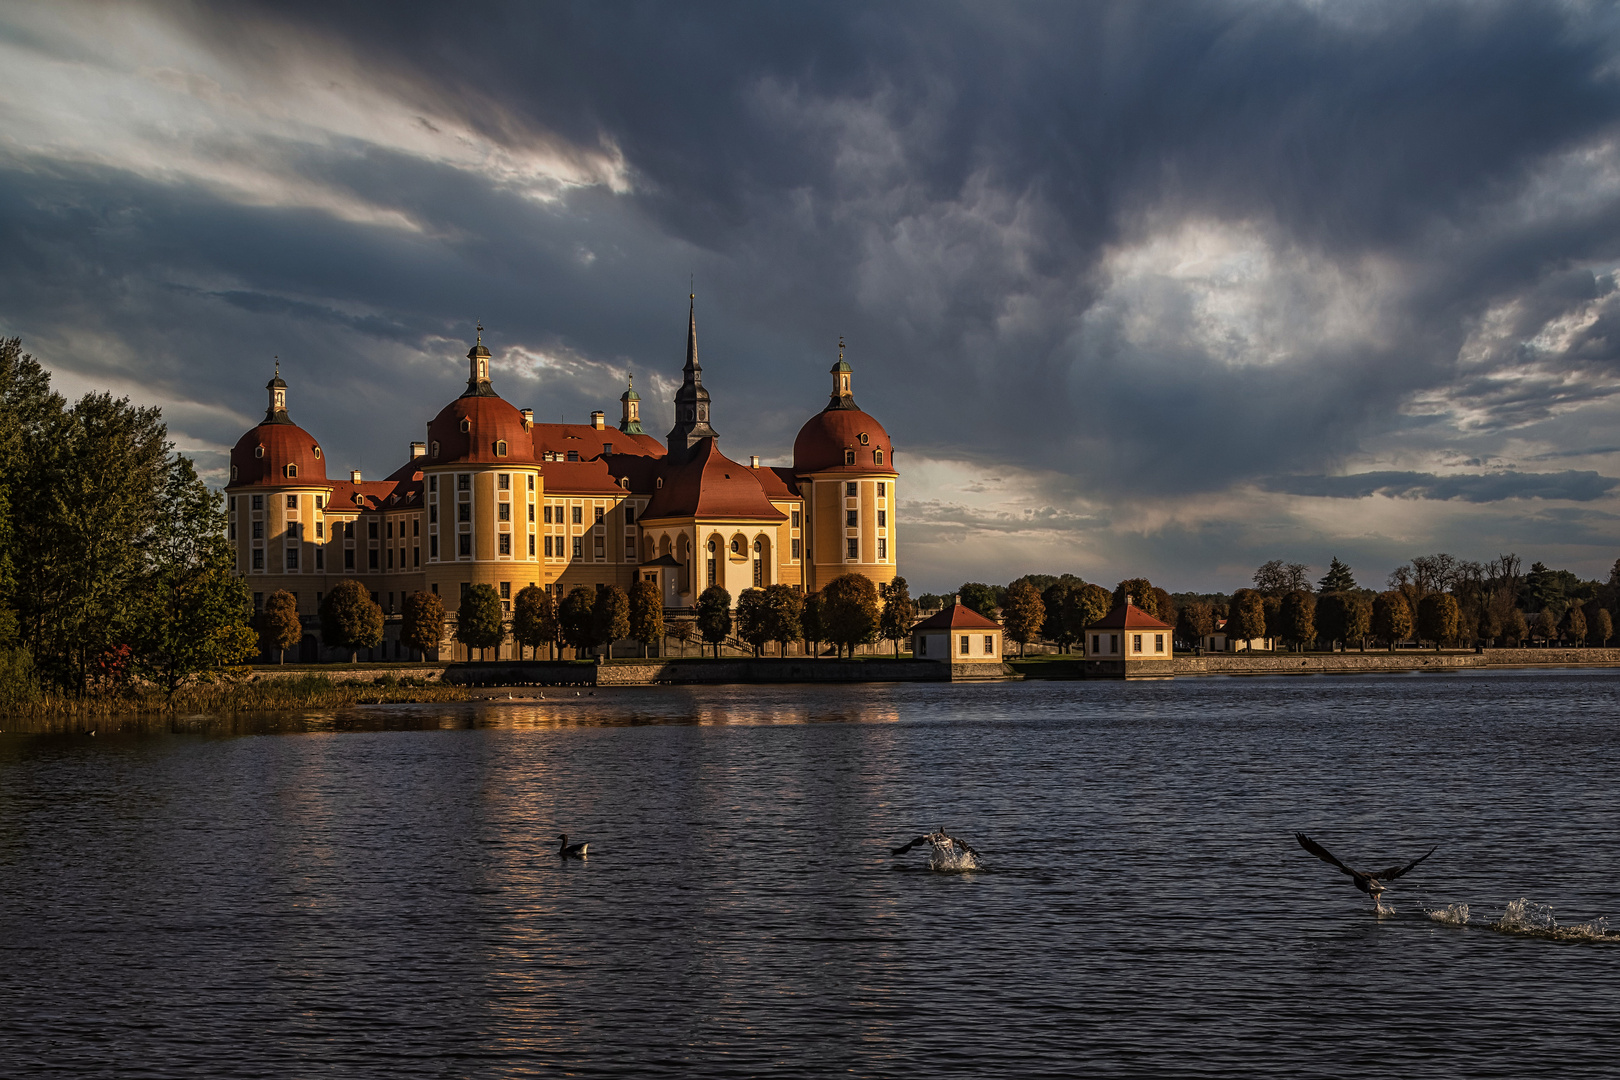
[1426,898,1619,942]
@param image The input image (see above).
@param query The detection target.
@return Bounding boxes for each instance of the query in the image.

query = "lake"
[2,670,1618,1076]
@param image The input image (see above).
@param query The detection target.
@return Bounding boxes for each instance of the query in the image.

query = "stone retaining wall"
[250,665,448,682]
[441,658,1020,686]
[1175,648,1620,677]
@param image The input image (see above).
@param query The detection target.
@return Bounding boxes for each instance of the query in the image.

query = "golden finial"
[628,374,633,390]
[476,321,483,346]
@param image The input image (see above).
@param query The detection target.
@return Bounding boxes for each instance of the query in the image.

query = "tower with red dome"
[791,339,898,593]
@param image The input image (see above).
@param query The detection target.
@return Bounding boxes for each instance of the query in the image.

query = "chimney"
[409,441,425,459]
[350,469,362,483]
[750,455,760,468]
[521,408,533,429]
[952,593,960,607]
[1125,594,1134,607]
[591,410,605,429]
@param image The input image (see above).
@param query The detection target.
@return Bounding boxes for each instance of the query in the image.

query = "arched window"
[285,464,298,478]
[844,449,855,465]
[708,539,717,553]
[731,538,742,555]
[230,465,238,481]
[874,449,884,465]
[254,445,265,459]
[495,440,508,457]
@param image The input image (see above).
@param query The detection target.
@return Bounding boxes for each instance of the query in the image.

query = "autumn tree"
[457,583,505,661]
[1503,607,1529,647]
[1225,589,1267,645]
[1341,592,1373,651]
[735,588,772,657]
[1565,604,1588,649]
[1532,607,1558,646]
[1281,590,1316,652]
[1372,591,1412,651]
[511,585,556,660]
[669,617,696,657]
[256,590,302,664]
[559,585,599,658]
[592,585,630,657]
[320,580,384,663]
[1001,580,1045,657]
[1112,578,1158,617]
[1041,581,1081,650]
[1590,607,1613,647]
[878,577,917,658]
[822,574,881,659]
[627,578,664,657]
[1415,592,1459,650]
[402,590,446,661]
[763,583,804,657]
[1178,602,1215,649]
[696,586,733,658]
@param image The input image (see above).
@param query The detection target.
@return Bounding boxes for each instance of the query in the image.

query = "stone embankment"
[441,658,1017,686]
[1174,648,1620,677]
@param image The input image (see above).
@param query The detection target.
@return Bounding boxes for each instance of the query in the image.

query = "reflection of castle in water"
[224,299,898,659]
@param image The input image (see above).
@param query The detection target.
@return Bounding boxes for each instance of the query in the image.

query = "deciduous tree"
[257,590,302,664]
[402,590,446,660]
[510,585,554,660]
[457,583,505,661]
[1590,607,1613,647]
[1372,591,1412,651]
[592,585,630,657]
[1281,590,1316,652]
[957,582,999,617]
[1112,578,1159,617]
[1341,592,1373,651]
[1415,593,1460,650]
[1062,584,1112,642]
[735,588,770,658]
[1503,607,1529,647]
[1225,589,1267,645]
[763,583,803,657]
[559,586,599,658]
[1565,604,1588,648]
[628,578,664,657]
[800,593,826,658]
[696,586,732,657]
[1001,580,1045,657]
[1178,602,1214,648]
[320,580,384,663]
[878,577,917,658]
[1532,607,1558,646]
[669,617,695,657]
[822,574,880,659]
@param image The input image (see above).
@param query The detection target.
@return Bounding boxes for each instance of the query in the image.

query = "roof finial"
[628,374,633,391]
[476,320,483,346]
[273,355,279,377]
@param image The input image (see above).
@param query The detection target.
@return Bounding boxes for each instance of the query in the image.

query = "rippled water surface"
[3,670,1620,1076]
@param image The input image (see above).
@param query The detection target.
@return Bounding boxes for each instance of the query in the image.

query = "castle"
[225,299,899,660]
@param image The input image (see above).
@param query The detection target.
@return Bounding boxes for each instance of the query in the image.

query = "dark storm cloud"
[6,1,1620,586]
[1263,469,1620,503]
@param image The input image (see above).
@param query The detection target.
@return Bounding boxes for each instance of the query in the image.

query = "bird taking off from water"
[557,833,589,858]
[1296,832,1434,906]
[893,830,980,870]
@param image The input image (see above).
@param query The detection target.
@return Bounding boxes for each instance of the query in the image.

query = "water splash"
[927,837,979,872]
[1428,904,1470,926]
[1491,898,1618,942]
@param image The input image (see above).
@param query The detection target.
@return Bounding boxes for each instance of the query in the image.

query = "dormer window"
[858,432,869,445]
[313,446,322,459]
[459,418,470,433]
[844,450,855,465]
[255,445,265,459]
[284,464,298,478]
[230,465,238,481]
[656,477,663,489]
[495,440,508,457]
[874,449,884,465]
[431,441,440,458]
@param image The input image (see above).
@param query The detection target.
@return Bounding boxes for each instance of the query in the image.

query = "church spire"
[667,292,719,460]
[825,336,858,411]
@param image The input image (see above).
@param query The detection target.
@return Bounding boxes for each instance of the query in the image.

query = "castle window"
[429,536,438,559]
[252,495,263,510]
[345,549,355,569]
[315,549,324,570]
[369,522,378,539]
[287,495,297,509]
[252,550,263,570]
[731,538,742,555]
[877,483,885,497]
[459,418,470,433]
[230,465,238,481]
[413,519,419,536]
[529,535,536,557]
[315,495,324,509]
[791,538,801,559]
[594,507,604,524]
[527,474,535,490]
[369,550,379,570]
[495,441,508,457]
[315,521,324,538]
[431,442,440,459]
[846,482,857,497]
[858,433,869,445]
[459,503,470,523]
[527,504,535,522]
[567,451,580,462]
[459,535,471,557]
[498,474,509,490]
[847,538,858,559]
[252,522,263,540]
[229,522,236,540]
[254,446,264,459]
[430,505,438,524]
[656,477,663,488]
[844,450,855,465]
[846,510,857,528]
[498,503,510,522]
[286,548,298,570]
[624,506,634,525]
[313,447,322,459]
[572,506,582,525]
[573,538,582,558]
[878,538,887,560]
[413,547,420,567]
[499,534,511,556]
[874,450,884,465]
[878,510,886,528]
[791,510,800,529]
[458,474,470,491]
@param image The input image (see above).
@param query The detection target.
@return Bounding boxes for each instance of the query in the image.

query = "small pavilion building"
[1084,596,1176,678]
[911,602,1004,669]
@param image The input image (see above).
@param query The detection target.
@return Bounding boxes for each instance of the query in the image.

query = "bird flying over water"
[1295,832,1434,904]
[557,833,589,858]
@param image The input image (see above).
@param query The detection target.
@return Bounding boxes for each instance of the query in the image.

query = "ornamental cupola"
[619,375,644,434]
[666,294,719,462]
[827,336,858,410]
[463,322,496,398]
[264,359,293,424]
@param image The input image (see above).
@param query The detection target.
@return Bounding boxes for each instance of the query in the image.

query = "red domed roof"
[793,407,896,475]
[426,393,538,466]
[228,421,328,487]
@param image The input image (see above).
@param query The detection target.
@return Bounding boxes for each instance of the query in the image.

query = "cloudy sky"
[5,1,1620,593]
